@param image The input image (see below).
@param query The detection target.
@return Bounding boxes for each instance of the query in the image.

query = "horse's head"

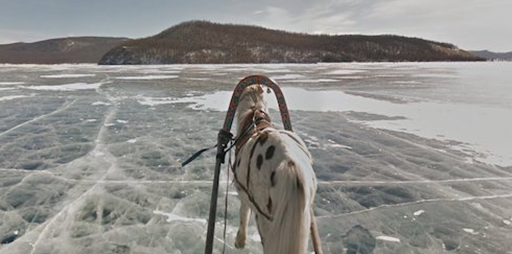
[239,84,266,107]
[236,85,271,138]
[238,84,269,115]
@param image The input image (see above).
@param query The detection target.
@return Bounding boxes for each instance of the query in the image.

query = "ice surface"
[271,74,306,80]
[1,63,512,254]
[115,75,179,80]
[91,101,111,106]
[40,74,96,78]
[413,210,425,216]
[463,228,477,234]
[325,69,366,75]
[286,79,339,83]
[153,210,207,224]
[0,82,25,85]
[0,95,34,101]
[21,82,105,91]
[376,236,401,243]
[166,87,512,166]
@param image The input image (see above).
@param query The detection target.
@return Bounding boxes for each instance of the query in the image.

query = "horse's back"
[235,128,317,212]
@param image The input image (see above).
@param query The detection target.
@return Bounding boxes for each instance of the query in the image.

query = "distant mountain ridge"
[469,50,512,61]
[0,37,128,64]
[99,21,483,64]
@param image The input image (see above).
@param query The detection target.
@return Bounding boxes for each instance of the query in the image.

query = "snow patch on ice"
[0,94,35,101]
[392,81,421,84]
[0,81,25,85]
[286,79,339,83]
[339,76,365,79]
[463,228,477,234]
[40,74,96,78]
[127,139,137,144]
[92,101,111,106]
[116,119,128,124]
[137,97,181,106]
[413,210,425,216]
[250,233,261,242]
[503,220,511,225]
[376,236,401,243]
[22,82,105,91]
[327,139,352,149]
[325,69,365,75]
[329,144,352,149]
[116,75,178,80]
[186,77,210,81]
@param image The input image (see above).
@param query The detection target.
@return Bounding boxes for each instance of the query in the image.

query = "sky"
[0,0,510,52]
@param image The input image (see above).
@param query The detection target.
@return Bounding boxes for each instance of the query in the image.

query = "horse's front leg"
[235,202,251,249]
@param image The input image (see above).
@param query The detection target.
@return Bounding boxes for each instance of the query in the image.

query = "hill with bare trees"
[0,37,128,64]
[99,21,483,64]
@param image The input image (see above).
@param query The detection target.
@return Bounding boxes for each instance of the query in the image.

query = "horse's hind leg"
[235,202,251,249]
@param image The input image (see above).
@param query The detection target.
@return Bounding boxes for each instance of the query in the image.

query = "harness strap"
[181,145,217,167]
[232,170,273,222]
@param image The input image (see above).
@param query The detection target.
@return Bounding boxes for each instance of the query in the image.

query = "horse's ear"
[256,85,264,94]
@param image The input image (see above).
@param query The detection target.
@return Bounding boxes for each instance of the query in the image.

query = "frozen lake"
[1,63,511,253]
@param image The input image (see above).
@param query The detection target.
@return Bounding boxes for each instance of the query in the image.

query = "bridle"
[235,109,271,154]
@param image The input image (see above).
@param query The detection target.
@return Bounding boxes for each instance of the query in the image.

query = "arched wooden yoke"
[204,75,293,254]
[222,75,293,132]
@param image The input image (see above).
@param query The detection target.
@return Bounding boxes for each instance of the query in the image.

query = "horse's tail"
[266,159,311,254]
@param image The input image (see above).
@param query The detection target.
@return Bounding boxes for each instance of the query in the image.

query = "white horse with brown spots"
[232,85,322,254]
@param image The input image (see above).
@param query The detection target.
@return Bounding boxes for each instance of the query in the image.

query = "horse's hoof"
[235,231,246,249]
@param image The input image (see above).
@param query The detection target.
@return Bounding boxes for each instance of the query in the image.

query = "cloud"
[248,0,512,51]
[251,2,359,34]
[360,0,512,50]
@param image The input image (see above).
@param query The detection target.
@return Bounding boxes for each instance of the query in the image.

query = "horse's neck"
[237,94,268,134]
[236,108,255,137]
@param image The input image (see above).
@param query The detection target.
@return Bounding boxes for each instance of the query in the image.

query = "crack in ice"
[318,193,512,220]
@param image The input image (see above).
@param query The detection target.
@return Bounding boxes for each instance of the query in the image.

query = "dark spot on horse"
[237,158,241,167]
[270,171,276,187]
[267,198,272,213]
[265,145,275,160]
[257,154,263,170]
[287,160,295,167]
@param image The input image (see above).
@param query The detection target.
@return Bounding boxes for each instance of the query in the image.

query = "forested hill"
[99,21,483,64]
[469,50,512,61]
[0,37,128,64]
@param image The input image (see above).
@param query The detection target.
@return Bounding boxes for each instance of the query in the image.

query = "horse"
[231,84,321,254]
